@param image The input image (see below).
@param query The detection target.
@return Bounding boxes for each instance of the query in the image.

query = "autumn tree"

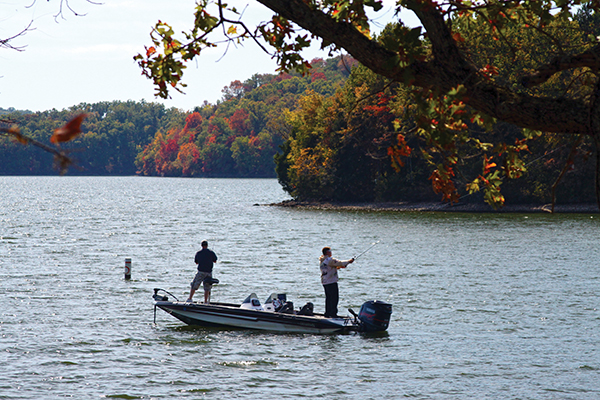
[136,0,600,209]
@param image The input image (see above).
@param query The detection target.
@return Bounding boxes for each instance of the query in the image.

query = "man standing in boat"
[188,240,218,303]
[319,247,354,318]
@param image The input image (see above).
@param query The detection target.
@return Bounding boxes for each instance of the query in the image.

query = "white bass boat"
[152,289,392,334]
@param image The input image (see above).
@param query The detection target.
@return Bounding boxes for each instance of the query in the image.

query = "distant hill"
[1,56,353,177]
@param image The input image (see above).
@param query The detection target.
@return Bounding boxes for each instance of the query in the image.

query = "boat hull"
[155,301,359,334]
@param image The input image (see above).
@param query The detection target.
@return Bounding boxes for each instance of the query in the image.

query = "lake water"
[1,176,599,399]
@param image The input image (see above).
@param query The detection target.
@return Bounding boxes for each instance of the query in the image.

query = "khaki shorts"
[191,271,213,291]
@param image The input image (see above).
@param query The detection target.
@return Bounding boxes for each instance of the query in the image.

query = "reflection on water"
[1,176,599,399]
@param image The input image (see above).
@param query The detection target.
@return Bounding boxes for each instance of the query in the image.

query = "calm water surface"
[1,176,599,399]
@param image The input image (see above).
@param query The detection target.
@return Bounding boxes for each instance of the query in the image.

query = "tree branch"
[520,43,600,88]
[0,124,76,175]
[0,21,34,51]
[256,0,592,135]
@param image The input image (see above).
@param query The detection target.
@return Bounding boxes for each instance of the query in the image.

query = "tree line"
[135,56,352,177]
[1,101,185,175]
[0,56,350,178]
[1,47,596,204]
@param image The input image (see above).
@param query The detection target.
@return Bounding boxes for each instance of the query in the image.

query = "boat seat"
[298,302,314,316]
[278,301,295,314]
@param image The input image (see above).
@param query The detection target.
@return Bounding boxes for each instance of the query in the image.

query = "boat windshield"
[242,293,259,304]
[264,293,287,304]
[264,293,277,304]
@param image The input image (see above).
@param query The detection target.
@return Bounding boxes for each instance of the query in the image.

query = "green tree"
[2,101,186,175]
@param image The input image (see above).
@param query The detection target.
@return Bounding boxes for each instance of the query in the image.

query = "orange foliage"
[429,166,460,203]
[483,155,497,174]
[205,135,217,145]
[388,134,412,171]
[50,113,87,144]
[178,142,200,176]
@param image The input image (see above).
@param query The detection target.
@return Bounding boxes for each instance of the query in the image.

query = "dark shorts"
[191,271,213,291]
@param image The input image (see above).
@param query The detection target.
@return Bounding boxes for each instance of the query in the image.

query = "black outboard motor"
[358,300,392,332]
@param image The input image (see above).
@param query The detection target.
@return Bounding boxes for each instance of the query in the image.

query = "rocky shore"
[271,200,599,213]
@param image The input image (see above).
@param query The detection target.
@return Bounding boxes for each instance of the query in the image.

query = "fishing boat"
[152,288,392,334]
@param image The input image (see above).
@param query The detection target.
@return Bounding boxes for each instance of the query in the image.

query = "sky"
[1,0,413,112]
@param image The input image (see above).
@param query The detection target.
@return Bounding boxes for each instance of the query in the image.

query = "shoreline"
[270,200,599,213]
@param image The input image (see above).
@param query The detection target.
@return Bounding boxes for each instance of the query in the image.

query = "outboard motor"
[358,300,392,332]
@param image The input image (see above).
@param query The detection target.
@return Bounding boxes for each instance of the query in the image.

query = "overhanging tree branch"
[257,0,592,135]
[520,43,600,88]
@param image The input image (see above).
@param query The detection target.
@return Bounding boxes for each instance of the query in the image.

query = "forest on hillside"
[0,56,350,178]
[1,51,596,205]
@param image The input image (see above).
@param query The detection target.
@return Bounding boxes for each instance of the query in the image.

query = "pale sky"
[1,1,411,112]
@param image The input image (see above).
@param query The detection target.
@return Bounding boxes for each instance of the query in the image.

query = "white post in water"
[124,258,131,280]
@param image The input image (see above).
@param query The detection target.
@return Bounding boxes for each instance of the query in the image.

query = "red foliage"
[156,137,179,175]
[160,138,178,161]
[388,134,412,170]
[183,112,203,133]
[222,80,245,100]
[363,104,394,124]
[228,108,251,136]
[311,72,326,82]
[273,73,292,82]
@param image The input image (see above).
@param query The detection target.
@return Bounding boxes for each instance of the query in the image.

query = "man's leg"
[330,282,339,317]
[323,284,331,317]
[188,271,206,302]
[324,283,338,317]
[203,276,212,304]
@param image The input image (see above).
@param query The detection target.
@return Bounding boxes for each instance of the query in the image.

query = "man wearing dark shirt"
[187,240,218,303]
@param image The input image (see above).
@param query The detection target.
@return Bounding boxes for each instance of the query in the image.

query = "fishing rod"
[353,240,380,260]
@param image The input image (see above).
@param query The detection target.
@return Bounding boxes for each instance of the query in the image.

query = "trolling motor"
[349,300,392,332]
[153,288,169,302]
[153,288,180,324]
